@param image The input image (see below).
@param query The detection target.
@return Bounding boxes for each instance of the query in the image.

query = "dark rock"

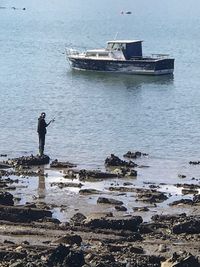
[161,252,200,267]
[139,222,167,234]
[123,151,148,159]
[178,174,186,178]
[97,197,123,205]
[109,186,137,193]
[0,250,26,262]
[84,216,143,231]
[169,199,193,206]
[0,205,52,222]
[6,154,50,167]
[70,213,87,224]
[0,191,14,206]
[79,169,117,181]
[133,207,149,212]
[136,191,168,203]
[79,189,102,195]
[105,154,137,168]
[189,161,200,165]
[125,255,162,267]
[193,194,200,203]
[125,168,137,177]
[4,240,15,244]
[48,244,85,267]
[24,202,37,208]
[39,217,60,224]
[51,182,83,188]
[50,159,77,168]
[115,205,127,211]
[182,188,198,195]
[53,234,82,246]
[175,183,200,189]
[129,246,144,254]
[152,213,187,223]
[123,182,133,186]
[173,219,200,234]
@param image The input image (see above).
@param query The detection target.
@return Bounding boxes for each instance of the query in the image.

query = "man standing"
[37,112,54,156]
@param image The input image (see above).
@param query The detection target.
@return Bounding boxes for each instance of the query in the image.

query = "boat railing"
[66,48,80,56]
[151,53,170,58]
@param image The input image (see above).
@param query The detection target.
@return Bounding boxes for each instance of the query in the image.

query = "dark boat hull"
[68,57,174,75]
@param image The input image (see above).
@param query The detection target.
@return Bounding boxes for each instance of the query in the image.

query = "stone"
[52,234,82,246]
[50,159,77,168]
[47,244,85,267]
[79,189,102,195]
[51,182,83,188]
[161,252,200,267]
[97,197,123,205]
[84,216,143,231]
[6,154,50,167]
[136,191,168,203]
[0,205,52,222]
[70,213,87,224]
[0,191,14,206]
[173,219,200,234]
[169,199,193,206]
[193,194,200,203]
[115,205,127,211]
[105,154,137,168]
[79,169,117,181]
[123,151,148,159]
[129,246,144,254]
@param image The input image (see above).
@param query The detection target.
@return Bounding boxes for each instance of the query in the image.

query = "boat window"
[107,43,126,51]
[86,52,96,57]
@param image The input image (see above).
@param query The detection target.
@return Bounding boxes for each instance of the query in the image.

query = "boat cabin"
[106,40,143,60]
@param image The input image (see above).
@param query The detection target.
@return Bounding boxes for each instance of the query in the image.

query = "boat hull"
[68,57,174,75]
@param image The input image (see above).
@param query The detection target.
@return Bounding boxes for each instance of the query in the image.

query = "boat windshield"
[106,43,126,51]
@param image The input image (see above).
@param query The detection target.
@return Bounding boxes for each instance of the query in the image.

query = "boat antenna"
[114,32,118,40]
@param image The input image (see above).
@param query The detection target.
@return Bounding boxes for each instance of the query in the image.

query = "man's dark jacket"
[37,117,47,135]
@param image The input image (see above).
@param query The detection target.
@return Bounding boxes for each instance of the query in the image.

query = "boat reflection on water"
[38,166,46,199]
[68,69,174,90]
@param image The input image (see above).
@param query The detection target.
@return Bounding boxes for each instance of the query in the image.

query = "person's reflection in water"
[38,166,46,199]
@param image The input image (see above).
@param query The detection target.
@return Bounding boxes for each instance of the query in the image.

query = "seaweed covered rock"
[6,154,50,167]
[50,159,77,168]
[112,167,137,177]
[78,169,117,181]
[136,190,168,203]
[84,216,143,232]
[70,213,87,225]
[0,205,52,222]
[97,197,123,205]
[123,151,148,159]
[105,154,137,167]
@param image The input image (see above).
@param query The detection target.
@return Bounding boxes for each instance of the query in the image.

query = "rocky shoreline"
[0,153,200,266]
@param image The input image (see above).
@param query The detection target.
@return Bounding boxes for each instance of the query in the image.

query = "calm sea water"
[1,0,200,182]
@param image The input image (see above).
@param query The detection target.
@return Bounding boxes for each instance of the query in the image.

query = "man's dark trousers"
[39,133,45,156]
